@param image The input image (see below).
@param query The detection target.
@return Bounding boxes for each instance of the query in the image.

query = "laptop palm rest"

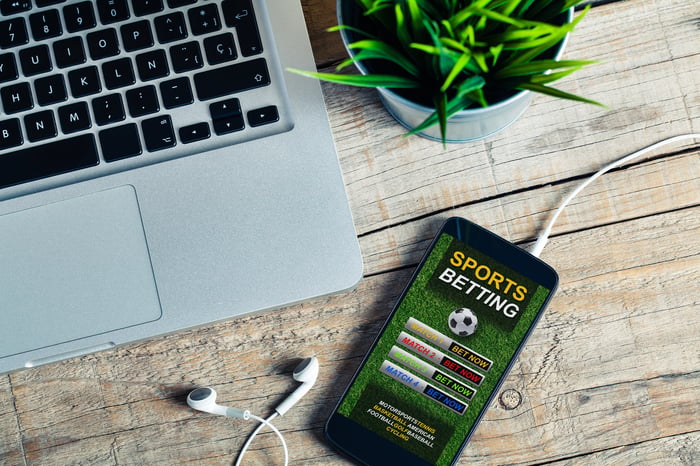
[0,185,162,359]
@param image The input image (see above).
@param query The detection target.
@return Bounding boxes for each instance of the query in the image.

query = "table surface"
[2,1,699,464]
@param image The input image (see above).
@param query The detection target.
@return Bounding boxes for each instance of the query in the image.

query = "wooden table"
[2,1,698,464]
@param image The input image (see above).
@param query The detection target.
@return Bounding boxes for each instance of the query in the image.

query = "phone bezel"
[325,217,559,465]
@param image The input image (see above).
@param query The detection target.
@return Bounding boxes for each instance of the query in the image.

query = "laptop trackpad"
[0,185,162,358]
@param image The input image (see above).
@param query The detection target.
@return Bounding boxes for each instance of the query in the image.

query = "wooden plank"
[0,375,24,465]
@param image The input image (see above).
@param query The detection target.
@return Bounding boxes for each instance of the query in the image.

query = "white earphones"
[187,356,320,466]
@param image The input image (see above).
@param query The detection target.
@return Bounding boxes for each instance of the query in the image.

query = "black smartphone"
[325,217,559,465]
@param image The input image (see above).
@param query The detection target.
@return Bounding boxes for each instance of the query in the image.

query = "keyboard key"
[213,115,244,135]
[0,134,99,190]
[29,9,63,41]
[188,4,221,36]
[24,110,57,142]
[102,57,135,89]
[87,28,120,60]
[209,98,240,119]
[132,0,163,17]
[0,118,22,150]
[179,122,209,144]
[194,58,270,101]
[121,20,153,52]
[36,0,67,6]
[154,12,187,44]
[248,105,279,127]
[53,36,86,68]
[0,18,29,49]
[58,101,91,133]
[136,49,169,81]
[142,115,175,152]
[34,74,67,105]
[126,85,159,117]
[97,0,131,25]
[168,0,196,7]
[222,0,263,56]
[1,82,33,114]
[0,53,18,83]
[160,76,193,109]
[68,65,101,97]
[204,33,237,66]
[170,41,202,73]
[19,44,53,76]
[1,0,31,16]
[92,93,125,126]
[100,122,142,161]
[63,1,96,33]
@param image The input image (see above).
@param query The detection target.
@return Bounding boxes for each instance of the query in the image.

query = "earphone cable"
[235,412,288,466]
[530,133,700,257]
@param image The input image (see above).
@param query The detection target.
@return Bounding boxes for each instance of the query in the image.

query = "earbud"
[187,387,250,419]
[274,356,319,416]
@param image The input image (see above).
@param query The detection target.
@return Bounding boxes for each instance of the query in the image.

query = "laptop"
[0,0,362,374]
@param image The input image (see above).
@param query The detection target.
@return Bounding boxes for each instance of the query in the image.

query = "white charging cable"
[530,133,700,257]
[235,412,288,466]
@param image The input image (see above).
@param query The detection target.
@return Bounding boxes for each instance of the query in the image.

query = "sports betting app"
[337,232,554,465]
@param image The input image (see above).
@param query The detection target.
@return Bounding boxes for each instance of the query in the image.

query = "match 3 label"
[405,317,493,372]
[389,346,476,400]
[397,331,484,387]
[380,360,467,415]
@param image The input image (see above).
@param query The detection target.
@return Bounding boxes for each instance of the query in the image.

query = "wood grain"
[1,0,698,464]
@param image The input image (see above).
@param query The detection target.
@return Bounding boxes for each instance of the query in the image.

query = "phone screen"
[326,218,558,465]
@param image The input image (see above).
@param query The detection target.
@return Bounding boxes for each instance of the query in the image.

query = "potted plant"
[291,0,602,143]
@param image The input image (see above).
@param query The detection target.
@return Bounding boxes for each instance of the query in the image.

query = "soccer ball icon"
[448,308,478,337]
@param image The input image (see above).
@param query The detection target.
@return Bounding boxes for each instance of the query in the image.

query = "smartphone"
[325,217,559,465]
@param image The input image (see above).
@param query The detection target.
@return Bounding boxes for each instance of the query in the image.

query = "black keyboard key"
[0,53,18,83]
[213,114,244,135]
[100,122,142,161]
[121,20,153,52]
[29,9,63,41]
[142,115,175,152]
[188,4,221,36]
[36,0,67,6]
[154,12,187,44]
[160,76,192,109]
[209,98,240,119]
[0,134,99,189]
[63,1,96,33]
[58,101,91,133]
[0,18,29,49]
[97,0,131,25]
[248,105,278,127]
[68,65,101,97]
[92,93,125,125]
[126,84,159,117]
[136,49,169,81]
[170,41,202,73]
[0,118,22,150]
[102,57,135,89]
[1,0,31,16]
[53,36,86,68]
[204,33,237,66]
[24,110,57,142]
[179,122,209,144]
[19,44,53,76]
[168,0,196,7]
[1,82,33,114]
[222,0,262,56]
[132,0,163,17]
[194,58,269,101]
[34,74,67,105]
[87,28,120,60]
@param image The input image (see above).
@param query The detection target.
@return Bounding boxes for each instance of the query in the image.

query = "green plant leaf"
[287,68,421,89]
[348,39,421,76]
[517,82,605,106]
[496,59,596,77]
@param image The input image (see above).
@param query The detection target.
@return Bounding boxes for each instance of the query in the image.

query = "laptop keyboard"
[0,0,292,191]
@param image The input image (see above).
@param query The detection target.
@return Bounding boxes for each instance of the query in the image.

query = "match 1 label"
[380,360,467,415]
[405,317,493,372]
[397,331,484,387]
[389,346,476,400]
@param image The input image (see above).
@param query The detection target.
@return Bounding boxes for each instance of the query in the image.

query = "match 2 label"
[380,360,467,415]
[389,346,476,400]
[397,331,484,387]
[405,317,493,372]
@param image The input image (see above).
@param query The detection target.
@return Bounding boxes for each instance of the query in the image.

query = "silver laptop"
[0,0,362,373]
